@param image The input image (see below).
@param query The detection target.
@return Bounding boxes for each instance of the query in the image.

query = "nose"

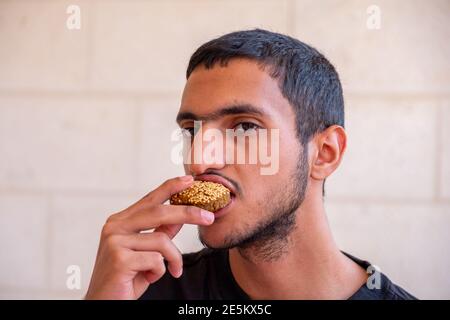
[184,124,226,176]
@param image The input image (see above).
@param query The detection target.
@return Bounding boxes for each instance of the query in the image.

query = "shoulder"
[382,275,418,300]
[344,252,417,300]
[353,273,417,300]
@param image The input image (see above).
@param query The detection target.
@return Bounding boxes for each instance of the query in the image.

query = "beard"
[199,149,309,262]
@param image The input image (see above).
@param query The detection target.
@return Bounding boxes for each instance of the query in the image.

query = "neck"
[229,183,367,299]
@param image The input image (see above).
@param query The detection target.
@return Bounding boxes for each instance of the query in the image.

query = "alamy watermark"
[66,264,81,290]
[66,5,81,30]
[366,264,382,290]
[366,4,381,30]
[171,120,280,175]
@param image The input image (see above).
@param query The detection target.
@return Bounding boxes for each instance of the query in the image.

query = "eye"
[233,122,260,132]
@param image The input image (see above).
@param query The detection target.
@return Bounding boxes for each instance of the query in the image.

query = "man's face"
[177,59,309,252]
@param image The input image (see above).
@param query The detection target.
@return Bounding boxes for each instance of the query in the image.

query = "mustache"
[196,169,242,197]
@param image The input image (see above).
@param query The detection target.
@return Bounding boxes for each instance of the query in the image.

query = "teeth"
[170,181,231,213]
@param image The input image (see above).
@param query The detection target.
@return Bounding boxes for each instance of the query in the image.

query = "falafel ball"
[170,181,231,213]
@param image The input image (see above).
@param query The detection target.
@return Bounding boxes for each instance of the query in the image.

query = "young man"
[86,29,416,300]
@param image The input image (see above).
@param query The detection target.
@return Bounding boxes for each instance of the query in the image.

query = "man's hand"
[85,175,215,300]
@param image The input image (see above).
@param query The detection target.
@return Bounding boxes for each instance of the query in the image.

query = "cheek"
[234,135,297,200]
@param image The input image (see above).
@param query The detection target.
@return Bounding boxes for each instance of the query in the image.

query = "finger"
[143,175,195,205]
[121,232,183,278]
[103,176,195,224]
[122,205,214,233]
[128,251,167,283]
[154,224,183,240]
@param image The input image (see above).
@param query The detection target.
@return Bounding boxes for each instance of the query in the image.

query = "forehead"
[179,59,292,121]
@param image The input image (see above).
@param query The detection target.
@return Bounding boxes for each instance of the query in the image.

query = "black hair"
[187,29,344,196]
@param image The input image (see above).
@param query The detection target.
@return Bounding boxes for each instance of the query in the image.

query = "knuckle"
[140,202,156,212]
[162,178,174,189]
[149,251,164,262]
[102,212,123,236]
[185,205,201,219]
[147,252,165,269]
[159,238,173,253]
[152,231,170,244]
[137,203,157,217]
[153,205,167,217]
[101,221,116,238]
[165,177,183,193]
[144,193,155,204]
[156,263,166,277]
[103,234,120,249]
[176,176,186,183]
[150,252,164,265]
[106,212,120,224]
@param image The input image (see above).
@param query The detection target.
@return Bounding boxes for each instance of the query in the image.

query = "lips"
[194,174,237,197]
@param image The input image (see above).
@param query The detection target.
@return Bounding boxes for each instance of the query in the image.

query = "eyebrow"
[176,103,267,124]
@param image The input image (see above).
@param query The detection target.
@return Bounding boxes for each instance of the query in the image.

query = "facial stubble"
[199,149,309,262]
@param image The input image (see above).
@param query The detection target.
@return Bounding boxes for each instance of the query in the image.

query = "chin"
[198,224,234,249]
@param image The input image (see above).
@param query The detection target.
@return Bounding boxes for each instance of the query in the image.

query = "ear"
[310,125,347,181]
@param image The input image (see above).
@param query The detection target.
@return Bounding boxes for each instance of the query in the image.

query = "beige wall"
[0,0,449,299]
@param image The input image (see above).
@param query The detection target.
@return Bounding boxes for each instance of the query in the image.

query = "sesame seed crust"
[169,181,231,212]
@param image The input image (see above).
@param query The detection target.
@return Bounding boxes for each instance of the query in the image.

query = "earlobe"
[310,125,347,181]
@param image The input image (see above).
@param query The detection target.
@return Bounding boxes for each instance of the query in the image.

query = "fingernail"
[201,210,215,223]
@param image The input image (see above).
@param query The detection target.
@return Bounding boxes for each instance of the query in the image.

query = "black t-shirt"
[139,248,416,300]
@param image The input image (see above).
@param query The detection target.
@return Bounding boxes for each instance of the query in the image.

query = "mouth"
[212,194,235,218]
[194,174,237,218]
[194,174,237,198]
